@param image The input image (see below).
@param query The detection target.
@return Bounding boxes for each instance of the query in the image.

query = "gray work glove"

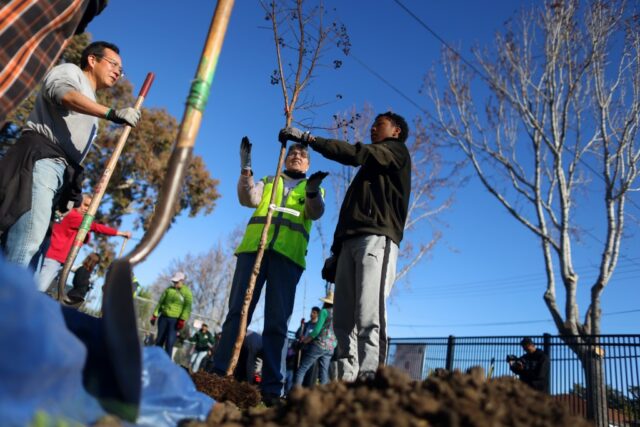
[306,171,329,194]
[240,136,252,170]
[106,107,141,127]
[278,127,312,145]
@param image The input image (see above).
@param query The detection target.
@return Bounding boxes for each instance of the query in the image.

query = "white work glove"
[106,107,141,127]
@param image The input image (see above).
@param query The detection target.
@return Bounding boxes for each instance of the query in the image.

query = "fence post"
[445,335,456,371]
[543,333,551,394]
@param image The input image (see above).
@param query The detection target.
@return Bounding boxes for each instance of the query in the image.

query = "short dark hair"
[376,111,409,143]
[521,337,534,346]
[311,306,321,313]
[202,323,208,328]
[81,41,120,69]
[82,252,101,271]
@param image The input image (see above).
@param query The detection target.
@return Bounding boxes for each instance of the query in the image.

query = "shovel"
[78,0,235,419]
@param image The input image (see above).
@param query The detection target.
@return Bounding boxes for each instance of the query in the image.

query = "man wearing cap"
[212,137,327,404]
[508,337,550,392]
[151,271,192,356]
[293,290,337,386]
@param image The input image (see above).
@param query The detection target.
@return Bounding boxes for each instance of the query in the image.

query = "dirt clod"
[189,366,592,427]
[191,371,261,410]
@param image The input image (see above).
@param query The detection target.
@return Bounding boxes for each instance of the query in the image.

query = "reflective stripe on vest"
[247,215,310,241]
[235,176,319,268]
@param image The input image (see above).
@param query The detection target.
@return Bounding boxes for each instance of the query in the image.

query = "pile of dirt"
[188,366,592,427]
[191,371,261,410]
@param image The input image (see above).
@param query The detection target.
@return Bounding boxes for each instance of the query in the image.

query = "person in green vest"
[150,271,192,356]
[212,137,327,405]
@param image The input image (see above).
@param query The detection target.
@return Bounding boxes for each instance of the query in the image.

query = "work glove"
[150,315,157,326]
[176,319,185,331]
[240,136,252,171]
[278,127,312,145]
[306,171,329,194]
[106,107,141,127]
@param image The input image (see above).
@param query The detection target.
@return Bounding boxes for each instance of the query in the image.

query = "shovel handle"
[138,73,155,98]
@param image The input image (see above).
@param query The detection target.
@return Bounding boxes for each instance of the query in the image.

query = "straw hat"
[319,290,334,305]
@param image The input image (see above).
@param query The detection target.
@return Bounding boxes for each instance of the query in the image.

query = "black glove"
[279,127,312,145]
[106,107,141,127]
[322,255,338,283]
[306,171,329,194]
[240,136,252,171]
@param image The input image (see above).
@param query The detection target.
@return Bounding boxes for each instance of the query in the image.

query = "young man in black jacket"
[279,111,411,381]
[508,337,550,392]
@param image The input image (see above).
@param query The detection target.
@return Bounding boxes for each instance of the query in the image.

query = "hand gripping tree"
[425,1,640,425]
[226,0,349,375]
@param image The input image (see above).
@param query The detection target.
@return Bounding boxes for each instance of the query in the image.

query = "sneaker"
[356,370,376,382]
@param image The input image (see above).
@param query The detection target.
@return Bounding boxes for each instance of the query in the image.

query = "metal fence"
[387,334,640,427]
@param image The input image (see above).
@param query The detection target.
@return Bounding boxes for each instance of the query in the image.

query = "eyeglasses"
[287,150,308,159]
[94,55,125,78]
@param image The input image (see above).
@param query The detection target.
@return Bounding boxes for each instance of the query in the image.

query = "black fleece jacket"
[310,136,411,252]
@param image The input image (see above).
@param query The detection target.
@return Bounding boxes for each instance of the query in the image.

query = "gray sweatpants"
[333,234,398,381]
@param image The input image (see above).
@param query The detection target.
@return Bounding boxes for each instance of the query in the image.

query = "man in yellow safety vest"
[212,137,327,405]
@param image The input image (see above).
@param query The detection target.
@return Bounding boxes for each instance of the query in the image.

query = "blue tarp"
[0,256,214,426]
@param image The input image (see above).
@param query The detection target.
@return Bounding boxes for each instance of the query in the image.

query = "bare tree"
[425,1,640,424]
[325,104,459,287]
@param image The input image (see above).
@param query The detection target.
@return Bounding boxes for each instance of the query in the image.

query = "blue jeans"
[37,257,62,292]
[213,251,302,396]
[4,158,66,269]
[293,343,333,386]
[190,350,209,373]
[155,316,178,356]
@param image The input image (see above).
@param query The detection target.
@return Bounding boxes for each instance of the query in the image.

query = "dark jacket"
[310,136,411,251]
[67,265,92,301]
[510,348,550,392]
[188,329,216,352]
[0,131,83,233]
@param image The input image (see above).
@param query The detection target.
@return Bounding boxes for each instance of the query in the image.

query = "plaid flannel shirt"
[0,0,88,124]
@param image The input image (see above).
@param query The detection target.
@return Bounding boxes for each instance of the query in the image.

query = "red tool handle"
[138,72,155,98]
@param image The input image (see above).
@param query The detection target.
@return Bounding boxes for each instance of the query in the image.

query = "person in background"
[150,271,192,356]
[295,306,320,386]
[507,337,550,393]
[293,291,337,387]
[63,251,99,304]
[296,307,320,340]
[188,323,216,374]
[37,194,130,292]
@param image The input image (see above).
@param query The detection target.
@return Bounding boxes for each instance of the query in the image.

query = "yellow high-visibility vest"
[235,176,321,268]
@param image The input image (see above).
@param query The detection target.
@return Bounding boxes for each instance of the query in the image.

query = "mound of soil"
[191,371,261,410]
[188,366,592,427]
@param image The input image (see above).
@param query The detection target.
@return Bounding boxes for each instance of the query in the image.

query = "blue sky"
[85,0,639,338]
